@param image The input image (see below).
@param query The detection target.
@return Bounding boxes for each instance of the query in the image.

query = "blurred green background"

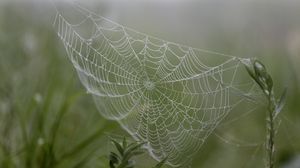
[0,0,299,167]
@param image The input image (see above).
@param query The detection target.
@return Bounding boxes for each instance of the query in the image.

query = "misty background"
[0,0,299,167]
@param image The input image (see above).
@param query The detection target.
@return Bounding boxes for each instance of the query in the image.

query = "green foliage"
[109,137,167,168]
[0,6,111,167]
[0,79,109,168]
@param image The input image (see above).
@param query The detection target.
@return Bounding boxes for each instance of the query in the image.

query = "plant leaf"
[109,152,119,163]
[274,88,287,118]
[123,137,127,149]
[123,142,146,161]
[111,139,124,156]
[109,152,119,168]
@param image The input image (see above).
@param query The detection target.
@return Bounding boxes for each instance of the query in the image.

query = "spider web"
[54,2,258,167]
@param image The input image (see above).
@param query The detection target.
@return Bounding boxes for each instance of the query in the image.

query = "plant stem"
[266,92,277,168]
[267,99,274,168]
[243,59,286,168]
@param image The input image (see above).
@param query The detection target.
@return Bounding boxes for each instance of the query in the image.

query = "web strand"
[54,2,259,166]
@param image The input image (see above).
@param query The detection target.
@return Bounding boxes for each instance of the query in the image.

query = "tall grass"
[0,5,113,167]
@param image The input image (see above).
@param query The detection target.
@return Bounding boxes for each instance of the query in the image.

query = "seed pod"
[265,73,273,92]
[254,60,268,79]
[253,60,271,92]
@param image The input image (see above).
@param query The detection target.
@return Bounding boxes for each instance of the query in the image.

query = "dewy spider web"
[54,2,258,167]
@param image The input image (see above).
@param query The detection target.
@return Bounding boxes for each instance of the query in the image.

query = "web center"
[143,80,155,90]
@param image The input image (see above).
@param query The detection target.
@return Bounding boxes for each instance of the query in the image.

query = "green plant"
[109,137,167,168]
[244,59,287,168]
